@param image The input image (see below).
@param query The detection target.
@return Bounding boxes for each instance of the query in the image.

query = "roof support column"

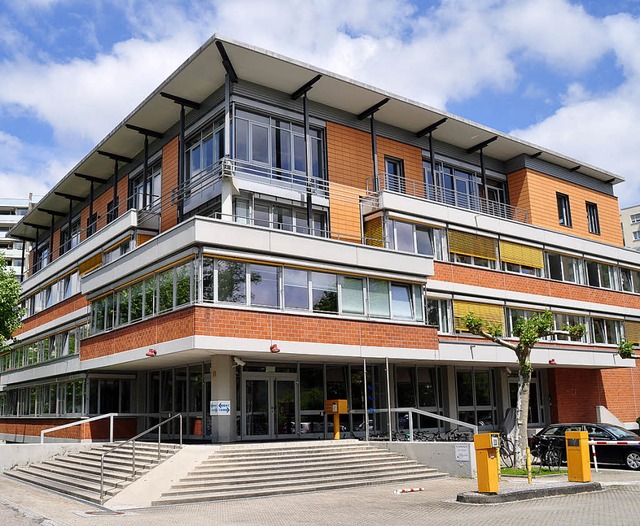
[20,241,25,283]
[97,151,133,223]
[357,98,389,193]
[466,136,497,199]
[291,74,322,235]
[416,118,447,195]
[125,125,163,210]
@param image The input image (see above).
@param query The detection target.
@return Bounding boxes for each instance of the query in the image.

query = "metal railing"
[40,413,119,444]
[99,413,182,504]
[367,174,530,224]
[381,407,478,441]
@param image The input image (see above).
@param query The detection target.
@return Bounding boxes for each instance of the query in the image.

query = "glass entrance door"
[243,373,298,439]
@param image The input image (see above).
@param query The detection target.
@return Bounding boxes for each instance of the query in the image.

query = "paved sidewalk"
[1,469,640,526]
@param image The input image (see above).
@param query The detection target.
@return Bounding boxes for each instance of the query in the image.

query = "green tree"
[463,309,584,468]
[0,252,24,352]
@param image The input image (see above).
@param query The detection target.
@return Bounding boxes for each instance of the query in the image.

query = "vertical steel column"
[479,148,487,196]
[89,181,95,228]
[178,105,186,223]
[112,159,118,211]
[371,116,379,192]
[386,356,392,442]
[224,73,231,158]
[50,214,55,258]
[34,229,39,272]
[143,135,149,209]
[304,94,313,233]
[429,132,437,187]
[20,241,26,282]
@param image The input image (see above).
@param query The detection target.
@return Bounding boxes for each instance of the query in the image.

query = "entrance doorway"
[242,372,298,439]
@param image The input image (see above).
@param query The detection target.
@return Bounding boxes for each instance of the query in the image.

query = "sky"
[1,0,640,207]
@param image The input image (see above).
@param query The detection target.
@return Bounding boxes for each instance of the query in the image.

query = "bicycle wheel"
[500,440,515,468]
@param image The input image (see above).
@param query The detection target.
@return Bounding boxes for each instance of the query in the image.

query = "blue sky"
[1,0,640,207]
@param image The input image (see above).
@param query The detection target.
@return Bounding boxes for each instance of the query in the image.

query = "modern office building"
[0,196,37,277]
[2,36,640,444]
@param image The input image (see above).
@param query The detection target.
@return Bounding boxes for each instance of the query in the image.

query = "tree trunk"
[514,367,532,469]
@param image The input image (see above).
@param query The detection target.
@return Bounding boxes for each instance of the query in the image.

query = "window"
[620,268,640,293]
[131,160,162,211]
[235,109,325,187]
[427,299,451,333]
[456,369,496,426]
[341,277,365,315]
[500,240,544,277]
[424,161,481,211]
[631,214,640,224]
[107,198,119,223]
[217,260,246,304]
[552,313,587,342]
[507,308,538,337]
[633,232,640,241]
[59,218,80,255]
[186,118,224,190]
[586,260,616,289]
[448,230,498,269]
[546,252,583,283]
[311,272,338,313]
[87,213,97,237]
[283,268,309,310]
[556,193,572,227]
[233,196,327,237]
[591,318,622,345]
[384,158,405,193]
[250,264,280,308]
[586,202,600,235]
[388,219,445,259]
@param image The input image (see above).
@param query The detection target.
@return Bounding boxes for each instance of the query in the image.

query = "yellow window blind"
[448,230,497,260]
[500,240,544,269]
[625,321,640,345]
[453,300,504,331]
[364,216,384,247]
[79,253,103,276]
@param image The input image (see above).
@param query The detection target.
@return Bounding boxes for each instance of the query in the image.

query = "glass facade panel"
[218,260,246,304]
[250,264,280,308]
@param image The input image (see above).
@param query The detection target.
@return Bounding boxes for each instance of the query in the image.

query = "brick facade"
[0,417,137,441]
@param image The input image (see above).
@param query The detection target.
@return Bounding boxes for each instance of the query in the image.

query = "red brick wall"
[548,362,640,423]
[434,261,640,310]
[80,306,439,360]
[0,417,137,440]
[14,295,88,337]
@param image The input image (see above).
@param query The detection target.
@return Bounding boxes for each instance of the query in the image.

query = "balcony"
[366,174,530,224]
[176,158,329,215]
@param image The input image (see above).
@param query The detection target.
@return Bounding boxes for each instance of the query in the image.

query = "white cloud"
[1,0,639,206]
[511,11,640,207]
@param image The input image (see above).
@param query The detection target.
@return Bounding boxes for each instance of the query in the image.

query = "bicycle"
[499,433,516,468]
[533,439,563,472]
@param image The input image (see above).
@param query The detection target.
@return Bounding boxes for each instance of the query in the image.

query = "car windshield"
[600,425,639,440]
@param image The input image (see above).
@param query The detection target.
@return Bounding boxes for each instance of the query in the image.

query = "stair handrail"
[99,413,182,505]
[370,407,478,441]
[40,413,119,444]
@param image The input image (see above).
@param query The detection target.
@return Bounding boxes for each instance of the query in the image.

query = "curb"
[456,481,602,504]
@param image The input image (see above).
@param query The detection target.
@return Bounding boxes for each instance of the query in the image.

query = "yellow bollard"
[334,413,340,440]
[527,447,532,484]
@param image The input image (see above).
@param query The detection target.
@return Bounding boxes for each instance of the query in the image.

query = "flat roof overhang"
[10,35,624,240]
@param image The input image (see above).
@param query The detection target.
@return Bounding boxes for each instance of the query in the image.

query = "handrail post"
[133,440,136,477]
[157,417,162,461]
[110,413,114,443]
[409,410,414,442]
[100,453,105,505]
[179,414,183,445]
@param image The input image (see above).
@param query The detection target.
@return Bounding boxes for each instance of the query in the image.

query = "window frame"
[556,193,572,227]
[586,201,600,235]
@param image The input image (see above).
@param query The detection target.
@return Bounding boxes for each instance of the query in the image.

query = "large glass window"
[388,219,443,259]
[186,117,224,186]
[217,260,246,304]
[250,264,280,308]
[385,158,405,193]
[131,160,162,211]
[369,279,390,318]
[427,299,451,333]
[591,318,622,345]
[234,109,325,186]
[311,272,338,314]
[457,369,495,426]
[546,252,583,283]
[341,277,365,315]
[586,260,616,290]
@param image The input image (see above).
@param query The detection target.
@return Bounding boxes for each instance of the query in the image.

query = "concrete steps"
[4,441,182,504]
[152,440,446,505]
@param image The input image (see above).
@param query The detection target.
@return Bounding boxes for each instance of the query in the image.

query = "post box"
[565,430,591,482]
[325,399,348,440]
[474,432,500,493]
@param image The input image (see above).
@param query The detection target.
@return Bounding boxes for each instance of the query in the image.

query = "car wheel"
[625,451,640,470]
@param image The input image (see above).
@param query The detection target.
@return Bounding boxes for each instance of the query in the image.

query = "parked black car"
[529,423,640,470]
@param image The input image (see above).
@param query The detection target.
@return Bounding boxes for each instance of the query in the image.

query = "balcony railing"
[174,157,330,212]
[367,173,530,224]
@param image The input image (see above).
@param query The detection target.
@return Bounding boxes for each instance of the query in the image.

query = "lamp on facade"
[146,348,157,357]
[548,358,556,365]
[270,344,280,353]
